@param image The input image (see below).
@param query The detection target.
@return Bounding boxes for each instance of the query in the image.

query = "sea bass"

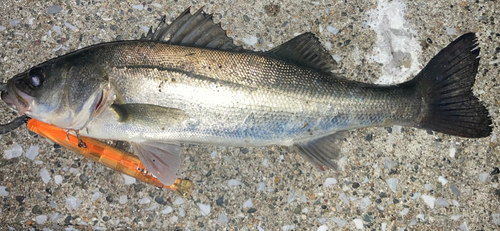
[1,9,492,186]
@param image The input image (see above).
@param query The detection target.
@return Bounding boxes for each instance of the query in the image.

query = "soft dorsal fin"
[142,8,247,52]
[265,33,337,73]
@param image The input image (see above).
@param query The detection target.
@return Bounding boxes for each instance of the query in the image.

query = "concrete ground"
[0,0,499,230]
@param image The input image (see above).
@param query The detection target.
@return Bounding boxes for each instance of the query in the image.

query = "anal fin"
[293,131,347,171]
[131,141,182,186]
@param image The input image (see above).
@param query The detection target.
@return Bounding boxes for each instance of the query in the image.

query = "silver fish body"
[80,41,420,146]
[1,8,492,185]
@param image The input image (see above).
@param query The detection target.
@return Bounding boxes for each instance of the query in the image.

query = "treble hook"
[66,129,87,148]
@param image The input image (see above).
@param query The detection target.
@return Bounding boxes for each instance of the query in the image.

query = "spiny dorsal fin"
[142,8,247,52]
[265,33,337,73]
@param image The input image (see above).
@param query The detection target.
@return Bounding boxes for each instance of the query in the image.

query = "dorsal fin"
[142,8,247,52]
[264,33,337,73]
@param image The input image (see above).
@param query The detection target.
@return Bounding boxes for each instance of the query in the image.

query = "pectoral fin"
[111,104,188,126]
[293,131,347,171]
[131,140,181,186]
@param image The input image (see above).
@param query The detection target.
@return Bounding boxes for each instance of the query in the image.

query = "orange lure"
[27,118,193,198]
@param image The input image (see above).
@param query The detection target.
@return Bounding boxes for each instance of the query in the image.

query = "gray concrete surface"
[0,0,499,230]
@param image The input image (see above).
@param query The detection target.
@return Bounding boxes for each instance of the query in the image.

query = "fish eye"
[30,75,40,86]
[27,68,45,88]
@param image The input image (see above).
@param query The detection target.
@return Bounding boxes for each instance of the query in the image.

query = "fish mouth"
[1,83,33,116]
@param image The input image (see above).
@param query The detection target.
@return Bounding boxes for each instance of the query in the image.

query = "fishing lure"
[27,118,193,198]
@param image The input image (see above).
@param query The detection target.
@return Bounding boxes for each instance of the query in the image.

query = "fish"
[0,8,492,186]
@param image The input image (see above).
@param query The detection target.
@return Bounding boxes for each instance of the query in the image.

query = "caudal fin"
[412,33,492,138]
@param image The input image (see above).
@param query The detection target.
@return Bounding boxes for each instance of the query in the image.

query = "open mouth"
[1,85,31,115]
[1,91,14,107]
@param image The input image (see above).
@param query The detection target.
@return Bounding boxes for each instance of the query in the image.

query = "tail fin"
[411,33,492,138]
